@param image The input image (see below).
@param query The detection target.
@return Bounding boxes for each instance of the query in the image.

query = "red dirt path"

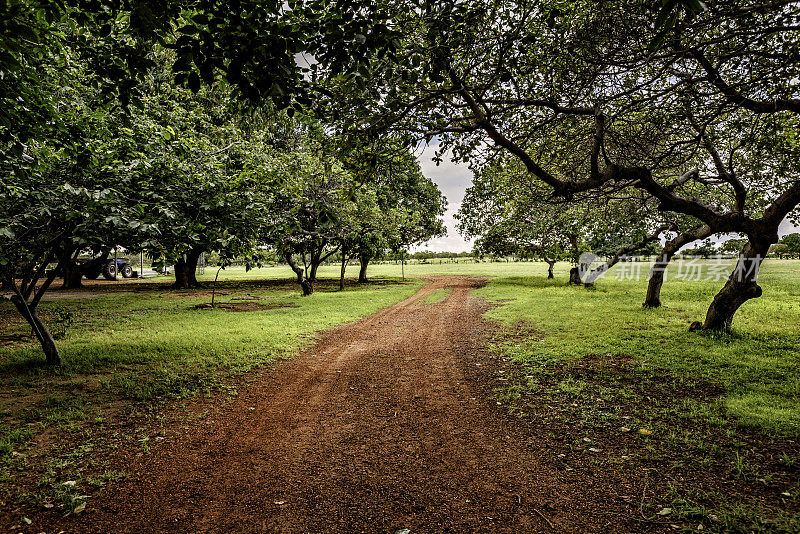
[44,276,651,533]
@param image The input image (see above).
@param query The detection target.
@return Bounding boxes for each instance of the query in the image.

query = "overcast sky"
[414,148,475,252]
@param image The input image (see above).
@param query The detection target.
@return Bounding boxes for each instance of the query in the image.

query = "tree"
[341,141,446,282]
[327,0,800,330]
[643,224,713,308]
[458,158,676,282]
[457,162,586,279]
[261,127,359,295]
[720,238,748,256]
[682,240,717,258]
[121,69,275,289]
[0,32,159,364]
[780,234,800,254]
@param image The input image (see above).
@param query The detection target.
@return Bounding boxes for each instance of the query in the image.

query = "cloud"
[412,203,475,253]
[414,148,475,252]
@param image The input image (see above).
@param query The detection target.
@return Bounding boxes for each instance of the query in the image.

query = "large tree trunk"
[173,257,190,289]
[59,246,82,289]
[309,251,321,282]
[61,252,110,289]
[702,240,770,331]
[644,225,712,308]
[358,255,370,283]
[185,248,203,288]
[61,260,83,289]
[285,253,313,296]
[569,266,583,285]
[173,248,203,289]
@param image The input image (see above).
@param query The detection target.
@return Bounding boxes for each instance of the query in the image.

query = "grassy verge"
[0,276,423,516]
[421,287,453,305]
[476,261,800,532]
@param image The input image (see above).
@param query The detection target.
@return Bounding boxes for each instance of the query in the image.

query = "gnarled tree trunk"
[702,240,770,331]
[285,253,313,296]
[6,259,62,366]
[544,258,556,279]
[644,224,711,308]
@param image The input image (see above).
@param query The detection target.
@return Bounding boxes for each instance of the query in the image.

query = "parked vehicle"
[102,258,134,280]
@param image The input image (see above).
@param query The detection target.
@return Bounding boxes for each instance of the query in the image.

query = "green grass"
[470,259,800,532]
[474,259,800,436]
[421,287,452,305]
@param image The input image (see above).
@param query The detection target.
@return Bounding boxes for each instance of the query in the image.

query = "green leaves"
[648,0,707,55]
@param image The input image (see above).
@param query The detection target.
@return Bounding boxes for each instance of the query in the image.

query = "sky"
[413,148,475,253]
[412,148,799,253]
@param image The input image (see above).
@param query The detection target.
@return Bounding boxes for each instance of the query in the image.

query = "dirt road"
[52,276,642,533]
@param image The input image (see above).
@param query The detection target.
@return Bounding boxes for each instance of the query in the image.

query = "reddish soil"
[36,276,655,533]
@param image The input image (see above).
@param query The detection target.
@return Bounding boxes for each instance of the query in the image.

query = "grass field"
[0,258,798,529]
[469,258,800,531]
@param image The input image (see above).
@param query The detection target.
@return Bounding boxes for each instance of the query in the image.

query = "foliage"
[457,158,673,267]
[323,0,800,328]
[779,234,800,254]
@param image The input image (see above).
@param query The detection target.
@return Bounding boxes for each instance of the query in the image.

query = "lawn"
[474,259,800,436]
[469,259,800,531]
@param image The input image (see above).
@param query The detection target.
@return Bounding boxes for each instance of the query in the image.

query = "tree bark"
[10,295,61,365]
[644,225,712,308]
[701,239,770,331]
[309,245,338,283]
[173,248,203,289]
[569,266,583,285]
[285,253,313,296]
[59,246,82,289]
[309,249,321,282]
[61,260,83,289]
[9,261,61,366]
[358,254,370,283]
[173,257,190,289]
[544,258,556,279]
[185,248,203,288]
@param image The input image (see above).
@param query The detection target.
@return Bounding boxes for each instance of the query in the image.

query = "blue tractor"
[101,258,134,280]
